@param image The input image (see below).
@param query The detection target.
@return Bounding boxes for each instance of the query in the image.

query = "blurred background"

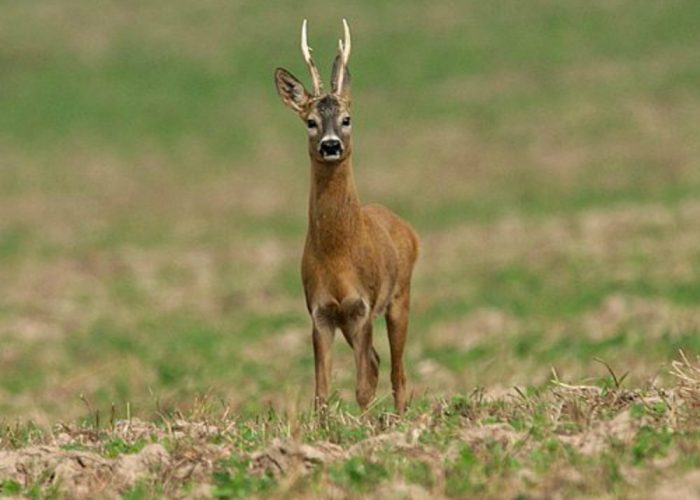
[1,0,700,424]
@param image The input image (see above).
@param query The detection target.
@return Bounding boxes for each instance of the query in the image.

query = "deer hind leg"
[339,297,378,410]
[338,297,378,355]
[386,290,411,414]
[339,321,380,410]
[350,320,379,410]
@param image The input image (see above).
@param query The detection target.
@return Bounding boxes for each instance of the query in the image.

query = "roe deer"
[274,19,419,413]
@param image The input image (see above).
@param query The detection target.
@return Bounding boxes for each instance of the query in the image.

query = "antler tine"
[335,18,352,95]
[301,19,323,95]
[341,18,351,64]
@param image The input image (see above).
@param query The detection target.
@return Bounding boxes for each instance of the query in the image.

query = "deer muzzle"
[319,137,343,160]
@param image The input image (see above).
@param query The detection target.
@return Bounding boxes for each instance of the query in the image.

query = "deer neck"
[307,157,362,256]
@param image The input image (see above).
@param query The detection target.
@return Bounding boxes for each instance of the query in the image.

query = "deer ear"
[330,55,351,101]
[275,68,310,113]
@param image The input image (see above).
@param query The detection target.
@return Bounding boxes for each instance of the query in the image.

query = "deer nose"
[320,139,342,156]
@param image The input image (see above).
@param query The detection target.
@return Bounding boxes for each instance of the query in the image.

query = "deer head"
[275,19,352,164]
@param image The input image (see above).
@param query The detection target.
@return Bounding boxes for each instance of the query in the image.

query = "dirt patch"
[250,439,345,478]
[242,326,307,364]
[416,359,458,393]
[0,317,63,341]
[0,444,168,498]
[373,481,433,500]
[582,294,700,341]
[558,409,638,456]
[429,308,519,349]
[424,200,700,270]
[652,469,700,500]
[460,422,523,448]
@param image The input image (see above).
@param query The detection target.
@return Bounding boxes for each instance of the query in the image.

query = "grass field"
[2,0,700,497]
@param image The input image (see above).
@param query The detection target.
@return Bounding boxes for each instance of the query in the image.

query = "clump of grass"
[670,350,700,408]
[212,456,276,499]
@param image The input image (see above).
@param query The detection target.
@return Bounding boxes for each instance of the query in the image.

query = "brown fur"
[275,37,419,414]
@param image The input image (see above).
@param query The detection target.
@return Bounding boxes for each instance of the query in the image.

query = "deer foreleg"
[312,323,334,409]
[386,291,410,414]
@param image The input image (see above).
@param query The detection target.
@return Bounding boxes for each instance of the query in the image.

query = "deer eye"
[306,119,317,129]
[342,116,351,127]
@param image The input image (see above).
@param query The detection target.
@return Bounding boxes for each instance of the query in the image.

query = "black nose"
[320,139,342,156]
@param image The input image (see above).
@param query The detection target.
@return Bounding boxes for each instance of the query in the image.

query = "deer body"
[275,20,419,413]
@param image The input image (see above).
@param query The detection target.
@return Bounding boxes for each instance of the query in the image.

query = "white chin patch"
[322,153,341,161]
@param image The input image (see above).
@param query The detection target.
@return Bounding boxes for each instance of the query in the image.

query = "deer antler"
[301,19,323,95]
[334,18,351,95]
